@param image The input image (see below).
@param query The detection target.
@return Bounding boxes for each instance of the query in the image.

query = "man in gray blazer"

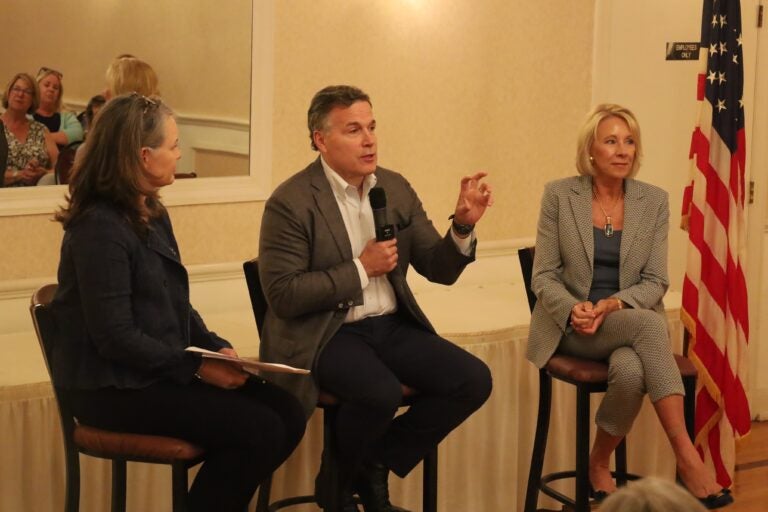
[259,85,493,512]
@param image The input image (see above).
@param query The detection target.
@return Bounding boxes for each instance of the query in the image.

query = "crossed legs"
[559,309,722,498]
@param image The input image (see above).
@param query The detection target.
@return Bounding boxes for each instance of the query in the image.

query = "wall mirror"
[0,0,272,216]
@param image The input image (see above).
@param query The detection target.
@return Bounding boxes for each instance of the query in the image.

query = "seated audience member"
[73,55,161,166]
[77,94,106,137]
[0,118,7,186]
[52,93,305,512]
[105,54,160,98]
[259,85,493,512]
[527,104,732,509]
[599,477,707,512]
[33,67,84,149]
[1,72,58,187]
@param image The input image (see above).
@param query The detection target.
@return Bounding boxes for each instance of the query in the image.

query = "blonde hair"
[575,103,643,178]
[599,478,707,512]
[35,68,64,112]
[105,56,160,98]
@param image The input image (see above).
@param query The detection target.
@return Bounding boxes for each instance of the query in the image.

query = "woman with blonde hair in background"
[73,55,162,168]
[105,54,160,98]
[33,67,84,149]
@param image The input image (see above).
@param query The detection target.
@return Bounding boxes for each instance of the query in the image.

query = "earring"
[589,156,594,162]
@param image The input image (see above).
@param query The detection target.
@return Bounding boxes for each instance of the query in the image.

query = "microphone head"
[369,187,387,209]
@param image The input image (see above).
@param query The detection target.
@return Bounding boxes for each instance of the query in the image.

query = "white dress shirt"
[320,157,474,323]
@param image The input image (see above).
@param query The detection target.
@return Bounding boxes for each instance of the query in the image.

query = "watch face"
[452,221,474,235]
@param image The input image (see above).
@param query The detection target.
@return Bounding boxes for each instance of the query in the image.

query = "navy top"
[51,202,231,390]
[588,227,622,303]
[33,112,61,133]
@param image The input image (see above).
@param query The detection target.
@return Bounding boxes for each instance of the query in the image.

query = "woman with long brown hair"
[53,93,305,512]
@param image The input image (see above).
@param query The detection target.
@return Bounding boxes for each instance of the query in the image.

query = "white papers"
[185,347,310,375]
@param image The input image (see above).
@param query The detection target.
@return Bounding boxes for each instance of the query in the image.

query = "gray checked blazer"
[526,175,670,368]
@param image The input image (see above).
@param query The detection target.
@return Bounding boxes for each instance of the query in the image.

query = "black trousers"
[316,313,492,478]
[68,376,306,512]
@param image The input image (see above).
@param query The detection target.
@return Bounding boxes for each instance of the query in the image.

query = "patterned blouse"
[4,121,51,187]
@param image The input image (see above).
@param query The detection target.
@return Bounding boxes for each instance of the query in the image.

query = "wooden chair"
[243,258,438,512]
[30,284,206,512]
[54,143,80,185]
[518,247,698,512]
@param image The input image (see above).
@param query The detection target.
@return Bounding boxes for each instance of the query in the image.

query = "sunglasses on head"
[37,67,63,80]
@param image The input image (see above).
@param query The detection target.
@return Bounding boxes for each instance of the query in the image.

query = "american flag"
[680,0,751,487]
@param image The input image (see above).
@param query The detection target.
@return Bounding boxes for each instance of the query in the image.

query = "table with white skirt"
[0,256,685,511]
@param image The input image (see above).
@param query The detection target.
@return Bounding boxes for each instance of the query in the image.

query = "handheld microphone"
[369,187,395,241]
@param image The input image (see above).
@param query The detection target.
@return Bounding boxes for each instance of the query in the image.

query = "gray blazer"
[526,175,670,368]
[258,158,476,415]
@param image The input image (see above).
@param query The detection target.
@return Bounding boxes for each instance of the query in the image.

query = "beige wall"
[0,0,594,282]
[0,0,251,119]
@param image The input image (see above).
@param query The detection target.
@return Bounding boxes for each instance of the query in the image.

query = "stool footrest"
[267,494,316,511]
[268,494,364,512]
[539,470,642,507]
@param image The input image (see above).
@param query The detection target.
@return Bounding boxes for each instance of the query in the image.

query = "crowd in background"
[1,55,156,187]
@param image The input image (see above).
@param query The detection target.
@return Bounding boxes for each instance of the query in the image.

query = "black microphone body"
[369,187,395,241]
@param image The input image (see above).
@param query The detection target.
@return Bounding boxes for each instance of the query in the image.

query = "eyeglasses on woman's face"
[10,86,33,96]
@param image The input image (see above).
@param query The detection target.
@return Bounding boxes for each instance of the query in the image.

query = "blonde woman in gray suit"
[527,104,731,509]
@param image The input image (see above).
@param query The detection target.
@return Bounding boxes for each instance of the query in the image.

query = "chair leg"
[422,447,438,512]
[615,438,628,487]
[683,374,697,442]
[111,460,127,512]
[63,445,80,512]
[323,407,342,512]
[255,474,273,512]
[575,385,591,512]
[171,461,190,512]
[524,369,552,512]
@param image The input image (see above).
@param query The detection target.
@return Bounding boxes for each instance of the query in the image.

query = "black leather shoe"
[590,488,610,503]
[315,462,360,512]
[697,488,734,510]
[353,462,411,512]
[315,485,359,512]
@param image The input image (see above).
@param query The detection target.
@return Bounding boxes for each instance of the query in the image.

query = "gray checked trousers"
[557,308,685,437]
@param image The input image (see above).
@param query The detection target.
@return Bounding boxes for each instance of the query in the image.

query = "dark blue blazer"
[52,202,230,390]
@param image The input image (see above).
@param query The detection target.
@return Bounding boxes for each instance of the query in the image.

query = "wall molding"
[1,237,531,302]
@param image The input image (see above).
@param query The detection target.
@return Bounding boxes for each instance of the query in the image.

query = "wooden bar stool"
[518,247,698,512]
[30,284,206,512]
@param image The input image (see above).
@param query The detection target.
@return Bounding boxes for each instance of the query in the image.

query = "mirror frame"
[0,0,273,217]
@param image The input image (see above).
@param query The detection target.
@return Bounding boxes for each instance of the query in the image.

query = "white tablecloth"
[0,255,685,511]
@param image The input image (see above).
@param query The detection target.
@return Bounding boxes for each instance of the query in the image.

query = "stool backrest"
[29,284,80,455]
[243,258,268,336]
[55,144,80,184]
[517,246,537,313]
